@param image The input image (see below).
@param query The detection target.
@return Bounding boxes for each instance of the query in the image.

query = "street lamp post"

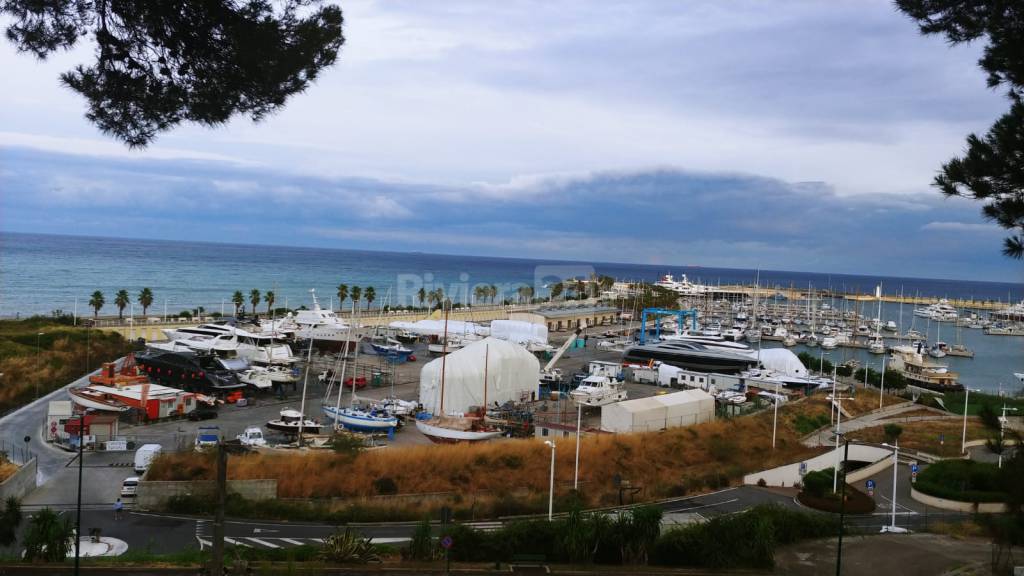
[835,436,850,576]
[73,412,88,576]
[880,441,909,533]
[961,388,973,455]
[35,332,45,399]
[574,404,582,490]
[831,395,849,494]
[772,381,780,449]
[999,405,1019,469]
[544,440,556,520]
[877,353,886,409]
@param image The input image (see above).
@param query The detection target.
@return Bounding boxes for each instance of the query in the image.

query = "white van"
[133,444,162,474]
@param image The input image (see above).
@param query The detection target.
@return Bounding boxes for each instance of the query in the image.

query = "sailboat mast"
[439,300,449,415]
[483,343,489,410]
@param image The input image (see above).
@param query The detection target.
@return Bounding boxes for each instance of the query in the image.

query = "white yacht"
[570,375,628,407]
[162,322,296,365]
[913,300,958,322]
[654,273,712,295]
[286,289,364,350]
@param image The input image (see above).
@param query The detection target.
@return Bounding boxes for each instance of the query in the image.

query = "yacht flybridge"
[285,289,363,350]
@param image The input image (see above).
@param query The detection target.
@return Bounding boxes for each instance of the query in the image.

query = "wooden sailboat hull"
[415,419,501,443]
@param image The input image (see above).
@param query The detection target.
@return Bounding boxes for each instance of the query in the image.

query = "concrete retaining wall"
[0,458,37,502]
[910,487,1007,514]
[136,479,276,510]
[743,444,893,487]
[846,453,894,484]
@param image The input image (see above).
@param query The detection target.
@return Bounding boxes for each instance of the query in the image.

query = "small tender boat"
[236,426,267,447]
[238,367,274,390]
[266,409,321,435]
[369,338,413,361]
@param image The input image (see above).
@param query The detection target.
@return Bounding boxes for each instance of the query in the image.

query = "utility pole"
[210,443,227,575]
[835,437,849,576]
[74,414,85,576]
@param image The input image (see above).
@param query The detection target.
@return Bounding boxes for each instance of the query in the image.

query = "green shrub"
[801,468,833,498]
[915,460,1006,503]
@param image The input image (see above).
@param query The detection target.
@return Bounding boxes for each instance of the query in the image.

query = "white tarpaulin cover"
[600,389,714,433]
[419,337,539,415]
[489,320,548,346]
[389,320,488,337]
[756,348,807,377]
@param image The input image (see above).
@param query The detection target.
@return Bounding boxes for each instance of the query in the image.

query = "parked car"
[343,376,368,389]
[194,426,220,452]
[120,476,139,498]
[188,408,218,421]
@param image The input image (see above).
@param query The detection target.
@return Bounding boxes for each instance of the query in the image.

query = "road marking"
[198,538,211,549]
[279,538,306,546]
[223,537,251,547]
[245,537,280,548]
[372,537,411,544]
[666,498,740,512]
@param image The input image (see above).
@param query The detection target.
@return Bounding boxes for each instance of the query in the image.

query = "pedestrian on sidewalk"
[114,498,124,520]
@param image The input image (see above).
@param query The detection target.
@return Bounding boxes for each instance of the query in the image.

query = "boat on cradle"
[888,344,962,393]
[428,337,465,355]
[161,321,296,364]
[266,409,321,435]
[323,404,398,433]
[570,375,628,407]
[69,387,129,412]
[238,367,274,390]
[623,342,758,374]
[135,350,245,392]
[287,289,363,351]
[369,338,413,361]
[415,412,503,443]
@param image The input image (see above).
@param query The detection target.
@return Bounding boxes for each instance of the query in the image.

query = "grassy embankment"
[0,316,130,414]
[148,395,868,520]
[855,419,988,458]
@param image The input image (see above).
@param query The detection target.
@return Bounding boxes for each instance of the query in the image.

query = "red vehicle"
[344,377,368,389]
[224,391,245,404]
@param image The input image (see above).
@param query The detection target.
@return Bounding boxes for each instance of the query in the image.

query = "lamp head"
[544,440,554,448]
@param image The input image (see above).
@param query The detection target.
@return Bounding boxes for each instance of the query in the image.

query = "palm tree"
[473,285,485,305]
[137,287,154,316]
[488,284,498,303]
[89,290,105,319]
[364,286,376,311]
[264,290,275,315]
[231,290,244,316]
[249,289,261,315]
[336,284,348,312]
[417,287,426,309]
[114,289,130,320]
[576,279,586,299]
[550,282,564,300]
[350,286,362,313]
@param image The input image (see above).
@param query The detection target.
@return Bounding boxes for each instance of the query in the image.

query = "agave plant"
[320,526,380,564]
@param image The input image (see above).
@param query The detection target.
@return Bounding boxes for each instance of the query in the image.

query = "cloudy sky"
[0,1,1015,281]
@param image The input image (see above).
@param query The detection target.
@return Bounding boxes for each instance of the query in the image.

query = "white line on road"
[667,498,740,512]
[279,538,306,546]
[245,537,280,548]
[223,537,251,547]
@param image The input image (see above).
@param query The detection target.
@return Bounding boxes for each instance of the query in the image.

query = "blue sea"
[1,232,1021,392]
[1,231,1021,317]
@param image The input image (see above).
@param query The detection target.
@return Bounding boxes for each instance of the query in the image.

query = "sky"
[0,0,1018,282]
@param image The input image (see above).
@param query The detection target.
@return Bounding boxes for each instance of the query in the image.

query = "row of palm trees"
[335,285,377,313]
[87,287,155,319]
[229,289,278,316]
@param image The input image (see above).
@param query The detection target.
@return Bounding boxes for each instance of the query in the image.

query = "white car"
[120,476,139,498]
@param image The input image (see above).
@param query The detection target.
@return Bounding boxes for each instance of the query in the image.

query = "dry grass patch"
[0,457,18,483]
[854,418,988,458]
[151,398,832,507]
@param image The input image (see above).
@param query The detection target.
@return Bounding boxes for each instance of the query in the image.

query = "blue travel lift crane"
[639,307,699,345]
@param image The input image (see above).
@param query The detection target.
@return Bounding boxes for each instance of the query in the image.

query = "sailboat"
[868,285,886,354]
[929,316,948,358]
[322,303,399,433]
[415,305,502,443]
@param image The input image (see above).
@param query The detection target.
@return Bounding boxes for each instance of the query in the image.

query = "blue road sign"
[866,479,875,489]
[911,464,919,473]
[441,536,453,549]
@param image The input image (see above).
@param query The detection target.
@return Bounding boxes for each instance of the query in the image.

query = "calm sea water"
[2,232,1021,317]
[1,232,1020,392]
